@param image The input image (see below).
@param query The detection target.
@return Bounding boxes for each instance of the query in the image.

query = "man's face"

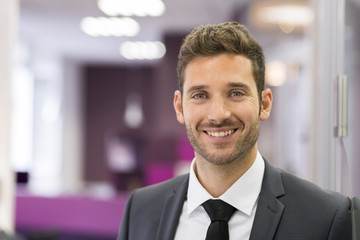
[174,53,272,166]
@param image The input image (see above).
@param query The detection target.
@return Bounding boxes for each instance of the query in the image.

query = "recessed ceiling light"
[120,41,166,60]
[97,0,166,17]
[260,5,313,26]
[250,1,313,33]
[80,17,140,37]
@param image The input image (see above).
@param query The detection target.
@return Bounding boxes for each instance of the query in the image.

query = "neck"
[194,147,257,198]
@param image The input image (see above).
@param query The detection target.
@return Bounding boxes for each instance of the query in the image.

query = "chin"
[203,152,240,166]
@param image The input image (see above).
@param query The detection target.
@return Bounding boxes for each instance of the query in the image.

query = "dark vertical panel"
[153,33,187,137]
[82,33,192,189]
[83,66,155,183]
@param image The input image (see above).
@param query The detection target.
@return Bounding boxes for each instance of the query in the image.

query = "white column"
[29,52,63,196]
[0,0,18,234]
[61,60,84,193]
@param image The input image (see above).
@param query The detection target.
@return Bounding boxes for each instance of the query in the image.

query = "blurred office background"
[0,0,359,239]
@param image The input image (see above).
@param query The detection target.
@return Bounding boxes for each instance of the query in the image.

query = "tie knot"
[202,199,236,222]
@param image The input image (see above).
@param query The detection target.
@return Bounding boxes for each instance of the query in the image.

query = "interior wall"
[82,34,186,191]
[0,0,18,233]
[83,65,156,183]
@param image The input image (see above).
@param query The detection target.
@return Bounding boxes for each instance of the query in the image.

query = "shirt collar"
[187,151,265,216]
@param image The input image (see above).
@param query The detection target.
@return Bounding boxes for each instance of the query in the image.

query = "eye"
[231,91,244,97]
[193,93,207,99]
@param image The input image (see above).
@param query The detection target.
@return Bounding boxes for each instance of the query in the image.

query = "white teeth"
[206,130,235,137]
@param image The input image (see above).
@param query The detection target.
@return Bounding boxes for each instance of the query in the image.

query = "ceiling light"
[98,0,165,17]
[80,17,139,37]
[250,1,313,33]
[120,41,166,60]
[265,61,287,87]
[260,5,313,26]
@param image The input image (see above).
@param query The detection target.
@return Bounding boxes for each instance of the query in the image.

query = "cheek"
[234,103,259,122]
[183,113,199,127]
[182,105,205,127]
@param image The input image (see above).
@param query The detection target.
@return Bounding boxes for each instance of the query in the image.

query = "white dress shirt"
[174,152,265,240]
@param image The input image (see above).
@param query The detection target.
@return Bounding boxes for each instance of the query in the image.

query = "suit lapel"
[249,161,285,240]
[156,175,189,240]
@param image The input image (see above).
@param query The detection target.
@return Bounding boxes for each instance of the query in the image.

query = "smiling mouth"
[205,129,237,137]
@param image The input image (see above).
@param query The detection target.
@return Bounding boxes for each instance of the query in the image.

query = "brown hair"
[177,22,265,101]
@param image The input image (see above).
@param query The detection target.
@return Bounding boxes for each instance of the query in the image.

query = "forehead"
[183,54,255,91]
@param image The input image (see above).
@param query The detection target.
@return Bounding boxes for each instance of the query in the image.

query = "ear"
[174,90,185,124]
[260,88,273,121]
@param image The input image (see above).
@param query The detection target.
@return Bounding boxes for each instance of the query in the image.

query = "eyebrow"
[227,82,251,91]
[185,82,251,96]
[186,85,208,95]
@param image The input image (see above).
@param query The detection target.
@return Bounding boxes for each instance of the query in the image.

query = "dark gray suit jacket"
[117,161,352,240]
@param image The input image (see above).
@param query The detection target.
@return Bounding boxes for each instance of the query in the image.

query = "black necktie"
[202,199,236,240]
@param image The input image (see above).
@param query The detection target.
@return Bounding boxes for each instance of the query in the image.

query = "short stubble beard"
[185,118,260,166]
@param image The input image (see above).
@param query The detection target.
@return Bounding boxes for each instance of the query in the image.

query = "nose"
[207,98,231,123]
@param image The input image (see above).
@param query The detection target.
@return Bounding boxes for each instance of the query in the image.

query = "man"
[117,22,352,240]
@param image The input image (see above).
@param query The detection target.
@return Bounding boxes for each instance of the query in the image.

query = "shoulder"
[276,168,352,238]
[262,160,351,224]
[118,174,189,239]
[278,168,349,208]
[123,174,188,230]
[263,161,349,208]
[130,174,189,204]
[275,167,351,233]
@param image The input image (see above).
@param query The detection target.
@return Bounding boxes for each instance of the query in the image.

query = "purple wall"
[16,194,127,238]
